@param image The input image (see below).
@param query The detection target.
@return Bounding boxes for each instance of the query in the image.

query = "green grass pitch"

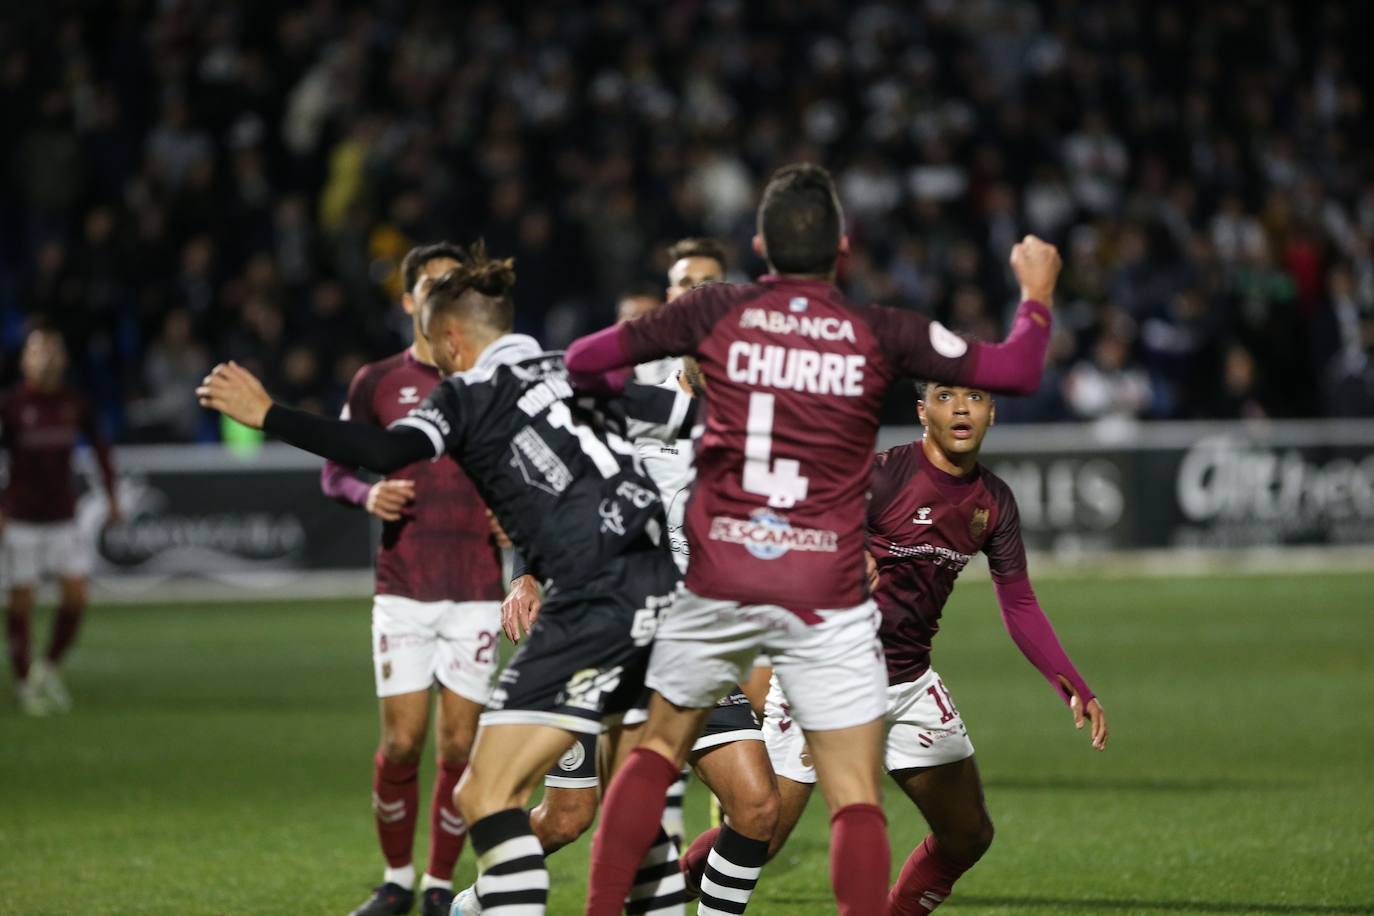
[2,572,1372,915]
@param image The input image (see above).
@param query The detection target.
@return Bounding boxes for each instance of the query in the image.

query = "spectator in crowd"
[0,2,1368,439]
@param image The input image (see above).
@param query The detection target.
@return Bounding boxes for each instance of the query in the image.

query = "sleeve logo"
[928,321,969,359]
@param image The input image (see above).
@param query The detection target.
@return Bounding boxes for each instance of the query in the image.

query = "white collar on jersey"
[459,333,545,381]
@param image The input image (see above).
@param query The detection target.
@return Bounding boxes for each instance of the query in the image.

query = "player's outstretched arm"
[197,362,432,473]
[994,575,1107,751]
[565,324,634,375]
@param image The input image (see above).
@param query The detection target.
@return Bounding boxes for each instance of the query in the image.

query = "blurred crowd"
[2,0,1372,441]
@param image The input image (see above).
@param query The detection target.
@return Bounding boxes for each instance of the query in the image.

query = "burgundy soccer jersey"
[0,383,114,523]
[867,441,1027,684]
[615,277,1047,611]
[335,350,503,603]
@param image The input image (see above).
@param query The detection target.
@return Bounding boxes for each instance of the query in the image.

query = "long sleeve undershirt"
[993,573,1095,705]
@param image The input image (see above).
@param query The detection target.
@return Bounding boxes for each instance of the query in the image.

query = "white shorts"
[763,667,975,784]
[645,588,886,733]
[2,521,91,587]
[371,595,502,703]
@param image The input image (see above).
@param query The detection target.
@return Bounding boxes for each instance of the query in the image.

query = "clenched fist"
[1009,234,1062,307]
[367,479,416,522]
[196,362,272,429]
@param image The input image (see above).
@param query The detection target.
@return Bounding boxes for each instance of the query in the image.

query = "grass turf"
[2,572,1372,915]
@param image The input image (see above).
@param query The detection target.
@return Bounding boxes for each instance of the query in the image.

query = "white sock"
[384,864,416,890]
[421,873,453,892]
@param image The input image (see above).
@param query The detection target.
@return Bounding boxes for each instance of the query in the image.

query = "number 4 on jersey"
[742,392,809,509]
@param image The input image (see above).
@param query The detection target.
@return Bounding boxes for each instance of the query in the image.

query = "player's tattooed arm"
[198,362,433,472]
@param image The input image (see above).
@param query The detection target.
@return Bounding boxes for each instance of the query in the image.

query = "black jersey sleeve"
[389,378,468,458]
[596,379,696,443]
[263,404,433,471]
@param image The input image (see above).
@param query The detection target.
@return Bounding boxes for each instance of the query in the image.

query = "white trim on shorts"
[479,710,605,735]
[543,775,600,789]
[691,729,764,753]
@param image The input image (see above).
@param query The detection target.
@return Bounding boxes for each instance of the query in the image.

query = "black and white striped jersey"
[394,334,694,590]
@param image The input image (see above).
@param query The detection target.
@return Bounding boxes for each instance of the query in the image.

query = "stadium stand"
[0,1,1370,438]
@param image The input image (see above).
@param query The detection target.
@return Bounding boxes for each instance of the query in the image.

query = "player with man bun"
[319,243,507,916]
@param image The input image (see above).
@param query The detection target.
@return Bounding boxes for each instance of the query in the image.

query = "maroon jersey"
[619,277,1000,612]
[868,441,1026,684]
[0,382,114,523]
[337,350,503,603]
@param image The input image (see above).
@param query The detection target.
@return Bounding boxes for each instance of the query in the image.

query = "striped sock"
[625,827,688,914]
[471,808,547,915]
[697,824,768,915]
[661,768,689,848]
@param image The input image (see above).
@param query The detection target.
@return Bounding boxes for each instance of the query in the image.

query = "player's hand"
[1058,674,1108,751]
[366,479,415,522]
[196,361,272,429]
[501,575,541,643]
[865,550,879,592]
[1010,235,1061,307]
[487,509,513,549]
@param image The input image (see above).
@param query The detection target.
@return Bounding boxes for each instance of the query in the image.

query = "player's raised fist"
[1009,234,1061,307]
[196,361,272,430]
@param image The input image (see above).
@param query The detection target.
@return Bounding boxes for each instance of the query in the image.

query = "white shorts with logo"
[371,595,502,703]
[646,587,886,733]
[763,667,975,784]
[2,521,92,587]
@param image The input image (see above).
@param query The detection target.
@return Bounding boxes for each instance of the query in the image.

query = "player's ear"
[988,402,996,427]
[401,291,416,316]
[916,399,926,427]
[838,234,851,257]
[751,234,765,260]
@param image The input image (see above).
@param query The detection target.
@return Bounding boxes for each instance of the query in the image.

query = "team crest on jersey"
[970,507,990,539]
[913,507,934,525]
[398,386,420,404]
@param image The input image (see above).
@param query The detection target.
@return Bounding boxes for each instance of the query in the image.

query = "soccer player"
[756,379,1107,913]
[2,325,119,716]
[198,244,696,916]
[565,163,1061,916]
[468,238,781,916]
[319,243,506,916]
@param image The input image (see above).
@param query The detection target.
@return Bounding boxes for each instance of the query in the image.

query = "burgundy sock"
[586,748,680,915]
[889,835,976,915]
[831,803,891,916]
[372,750,420,869]
[680,826,720,894]
[426,758,467,881]
[46,603,84,664]
[6,607,30,681]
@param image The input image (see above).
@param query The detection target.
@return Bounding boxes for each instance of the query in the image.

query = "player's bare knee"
[378,732,424,766]
[940,818,994,864]
[436,731,474,765]
[726,781,780,841]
